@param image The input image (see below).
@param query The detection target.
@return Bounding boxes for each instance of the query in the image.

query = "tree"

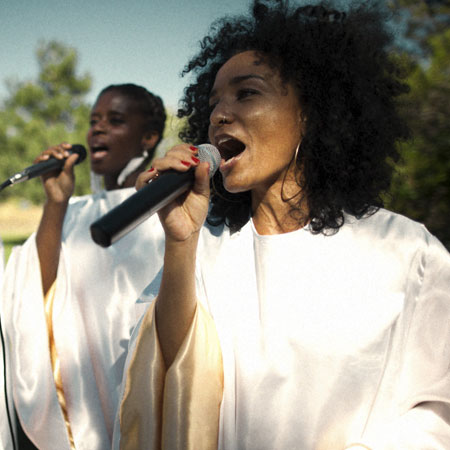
[385,22,450,248]
[0,40,92,203]
[388,0,450,58]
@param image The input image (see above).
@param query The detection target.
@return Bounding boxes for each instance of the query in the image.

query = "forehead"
[212,50,277,91]
[92,90,140,115]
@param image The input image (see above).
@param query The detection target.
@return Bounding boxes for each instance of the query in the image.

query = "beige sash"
[44,281,76,449]
[119,301,223,449]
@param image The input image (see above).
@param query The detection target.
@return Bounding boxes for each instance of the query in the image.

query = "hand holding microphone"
[90,144,221,247]
[0,143,87,199]
[35,143,87,204]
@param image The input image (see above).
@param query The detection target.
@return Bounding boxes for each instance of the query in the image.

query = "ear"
[141,130,160,151]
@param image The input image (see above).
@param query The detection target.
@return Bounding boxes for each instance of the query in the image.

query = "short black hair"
[177,0,410,233]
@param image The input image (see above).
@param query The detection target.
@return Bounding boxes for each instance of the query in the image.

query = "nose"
[90,118,107,135]
[210,101,232,127]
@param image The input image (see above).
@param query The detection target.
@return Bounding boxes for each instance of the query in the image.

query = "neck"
[251,175,308,235]
[103,159,149,191]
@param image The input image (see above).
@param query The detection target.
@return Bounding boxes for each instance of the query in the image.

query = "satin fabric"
[44,281,76,449]
[0,238,17,450]
[117,208,450,449]
[1,188,165,450]
[116,300,223,450]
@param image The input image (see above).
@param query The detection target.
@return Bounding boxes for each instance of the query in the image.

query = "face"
[208,51,303,196]
[86,90,151,176]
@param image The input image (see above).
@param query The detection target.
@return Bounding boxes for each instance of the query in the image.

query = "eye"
[236,88,259,100]
[109,117,125,125]
[89,119,98,127]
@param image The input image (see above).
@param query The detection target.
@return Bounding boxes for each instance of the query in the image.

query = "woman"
[2,84,167,449]
[116,2,450,449]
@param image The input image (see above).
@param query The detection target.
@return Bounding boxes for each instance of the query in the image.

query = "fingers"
[136,167,160,190]
[135,144,203,191]
[154,144,201,173]
[34,142,73,165]
[62,152,80,172]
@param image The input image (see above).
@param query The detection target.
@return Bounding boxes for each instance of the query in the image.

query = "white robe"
[0,237,17,450]
[1,188,165,450]
[116,208,450,449]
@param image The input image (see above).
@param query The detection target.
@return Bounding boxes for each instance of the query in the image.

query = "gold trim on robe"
[44,281,76,450]
[120,301,223,450]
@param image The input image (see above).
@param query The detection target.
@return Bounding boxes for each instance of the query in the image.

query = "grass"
[0,199,42,263]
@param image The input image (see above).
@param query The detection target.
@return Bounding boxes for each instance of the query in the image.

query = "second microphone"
[90,144,221,248]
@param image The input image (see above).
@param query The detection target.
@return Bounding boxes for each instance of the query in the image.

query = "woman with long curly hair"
[115,2,450,448]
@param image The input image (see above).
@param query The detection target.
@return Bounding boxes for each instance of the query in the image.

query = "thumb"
[62,153,79,173]
[193,162,211,197]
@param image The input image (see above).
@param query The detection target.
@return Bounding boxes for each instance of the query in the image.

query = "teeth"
[216,137,231,147]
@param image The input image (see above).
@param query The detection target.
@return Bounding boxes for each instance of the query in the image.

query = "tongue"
[91,150,108,161]
[221,140,245,161]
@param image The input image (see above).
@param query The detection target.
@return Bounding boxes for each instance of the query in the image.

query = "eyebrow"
[90,110,125,117]
[209,74,266,100]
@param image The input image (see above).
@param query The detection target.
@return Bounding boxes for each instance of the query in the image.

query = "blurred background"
[0,0,449,260]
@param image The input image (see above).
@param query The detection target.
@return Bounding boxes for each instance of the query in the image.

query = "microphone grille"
[70,144,87,165]
[198,144,221,178]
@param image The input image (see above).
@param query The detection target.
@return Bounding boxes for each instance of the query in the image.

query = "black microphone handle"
[23,144,87,180]
[1,144,87,191]
[90,169,194,248]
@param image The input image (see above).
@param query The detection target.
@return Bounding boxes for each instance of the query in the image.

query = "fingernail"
[191,156,200,163]
[147,167,155,172]
[189,146,198,152]
[181,160,191,167]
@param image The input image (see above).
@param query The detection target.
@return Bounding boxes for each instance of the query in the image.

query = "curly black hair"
[177,0,410,233]
[99,83,166,158]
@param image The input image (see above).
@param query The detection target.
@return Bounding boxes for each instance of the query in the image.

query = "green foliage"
[0,40,93,203]
[388,0,450,58]
[2,234,27,263]
[386,29,450,248]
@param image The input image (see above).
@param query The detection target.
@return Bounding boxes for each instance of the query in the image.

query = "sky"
[0,0,401,113]
[0,0,254,111]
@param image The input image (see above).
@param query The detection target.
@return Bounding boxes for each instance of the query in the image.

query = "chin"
[223,179,249,194]
[91,165,104,174]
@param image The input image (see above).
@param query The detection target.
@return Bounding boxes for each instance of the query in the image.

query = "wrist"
[42,198,69,220]
[165,230,200,255]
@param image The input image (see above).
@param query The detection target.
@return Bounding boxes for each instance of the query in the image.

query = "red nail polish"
[191,156,200,163]
[147,167,155,172]
[189,146,198,151]
[181,160,191,167]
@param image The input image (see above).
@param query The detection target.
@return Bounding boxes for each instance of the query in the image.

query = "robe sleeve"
[118,300,223,450]
[0,238,17,450]
[347,236,450,449]
[1,236,73,450]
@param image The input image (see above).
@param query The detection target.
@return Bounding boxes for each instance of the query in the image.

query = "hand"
[34,142,80,204]
[135,144,210,242]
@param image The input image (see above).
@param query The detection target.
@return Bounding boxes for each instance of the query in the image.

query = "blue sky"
[1,0,401,113]
[0,0,253,111]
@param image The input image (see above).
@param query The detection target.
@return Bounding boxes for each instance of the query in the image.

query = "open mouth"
[216,136,246,161]
[90,145,109,161]
[91,145,108,153]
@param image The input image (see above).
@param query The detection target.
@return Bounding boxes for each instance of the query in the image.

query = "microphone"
[0,144,87,191]
[90,144,221,248]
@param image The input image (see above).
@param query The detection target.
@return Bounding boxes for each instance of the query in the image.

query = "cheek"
[250,104,296,140]
[112,129,141,151]
[270,113,302,152]
[208,126,214,144]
